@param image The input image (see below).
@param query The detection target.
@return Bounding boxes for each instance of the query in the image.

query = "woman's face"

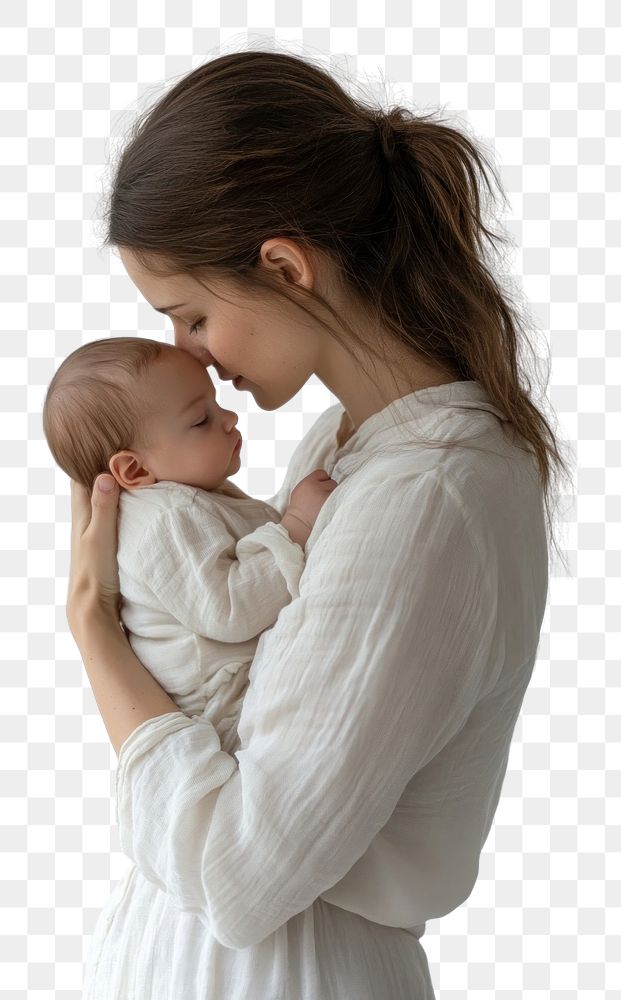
[119,246,321,411]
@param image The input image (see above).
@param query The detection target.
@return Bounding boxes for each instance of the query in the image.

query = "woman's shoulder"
[306,433,545,564]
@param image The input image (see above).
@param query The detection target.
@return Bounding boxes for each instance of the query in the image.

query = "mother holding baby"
[68,50,567,999]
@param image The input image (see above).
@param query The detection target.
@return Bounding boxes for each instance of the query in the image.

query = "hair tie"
[374,114,397,165]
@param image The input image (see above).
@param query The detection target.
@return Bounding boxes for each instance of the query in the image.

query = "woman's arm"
[68,476,183,757]
[111,468,501,949]
[73,605,183,758]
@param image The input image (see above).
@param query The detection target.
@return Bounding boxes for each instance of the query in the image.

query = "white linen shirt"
[82,380,549,1000]
[117,481,306,754]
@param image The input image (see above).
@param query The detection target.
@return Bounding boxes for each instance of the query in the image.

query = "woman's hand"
[67,474,123,639]
[66,473,179,757]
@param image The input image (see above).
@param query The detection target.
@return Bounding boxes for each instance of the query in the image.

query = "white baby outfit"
[117,479,306,755]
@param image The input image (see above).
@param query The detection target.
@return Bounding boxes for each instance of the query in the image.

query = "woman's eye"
[189,318,205,337]
[193,416,208,427]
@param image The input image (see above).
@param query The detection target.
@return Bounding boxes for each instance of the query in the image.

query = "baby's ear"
[108,450,156,491]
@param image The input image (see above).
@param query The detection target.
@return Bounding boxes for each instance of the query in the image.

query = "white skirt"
[83,863,436,999]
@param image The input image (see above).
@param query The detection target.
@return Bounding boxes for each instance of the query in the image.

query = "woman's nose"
[174,328,213,367]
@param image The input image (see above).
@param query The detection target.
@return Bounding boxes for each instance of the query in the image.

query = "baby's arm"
[132,480,334,643]
[280,469,338,548]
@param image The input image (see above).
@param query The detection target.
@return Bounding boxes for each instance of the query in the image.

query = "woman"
[70,50,569,999]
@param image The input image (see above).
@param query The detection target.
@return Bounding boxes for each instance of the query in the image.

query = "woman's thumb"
[92,474,120,510]
[95,474,118,494]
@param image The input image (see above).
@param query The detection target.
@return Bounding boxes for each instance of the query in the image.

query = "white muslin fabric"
[82,380,549,1000]
[117,479,306,755]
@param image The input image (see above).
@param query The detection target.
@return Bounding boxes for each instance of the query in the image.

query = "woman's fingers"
[70,479,92,541]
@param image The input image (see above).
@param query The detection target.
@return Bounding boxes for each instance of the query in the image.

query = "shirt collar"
[333,379,508,460]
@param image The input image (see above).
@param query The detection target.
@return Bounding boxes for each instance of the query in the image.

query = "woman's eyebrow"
[154,302,187,314]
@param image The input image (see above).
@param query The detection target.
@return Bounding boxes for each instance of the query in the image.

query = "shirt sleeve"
[115,470,500,949]
[135,502,306,643]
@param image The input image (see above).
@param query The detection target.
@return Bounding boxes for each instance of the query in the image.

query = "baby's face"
[134,346,242,491]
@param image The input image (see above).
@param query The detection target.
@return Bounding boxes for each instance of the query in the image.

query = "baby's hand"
[280,469,338,545]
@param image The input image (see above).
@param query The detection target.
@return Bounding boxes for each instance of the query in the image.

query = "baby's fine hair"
[42,336,168,492]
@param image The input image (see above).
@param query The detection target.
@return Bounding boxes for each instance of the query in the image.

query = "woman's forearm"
[72,604,181,758]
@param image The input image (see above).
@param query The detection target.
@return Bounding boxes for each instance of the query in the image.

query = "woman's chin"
[251,388,284,411]
[238,380,300,411]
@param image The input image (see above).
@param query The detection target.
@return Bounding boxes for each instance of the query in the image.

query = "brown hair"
[100,48,573,570]
[42,336,166,492]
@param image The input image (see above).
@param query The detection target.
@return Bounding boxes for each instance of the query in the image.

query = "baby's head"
[43,337,243,494]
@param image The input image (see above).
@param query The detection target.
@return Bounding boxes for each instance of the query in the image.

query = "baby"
[43,336,338,755]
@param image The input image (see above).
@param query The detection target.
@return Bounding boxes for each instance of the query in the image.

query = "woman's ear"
[108,450,156,491]
[260,237,315,291]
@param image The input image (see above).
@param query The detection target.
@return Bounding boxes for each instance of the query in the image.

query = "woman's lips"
[233,375,243,388]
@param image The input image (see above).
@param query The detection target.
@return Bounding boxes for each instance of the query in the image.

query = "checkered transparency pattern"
[1,2,617,998]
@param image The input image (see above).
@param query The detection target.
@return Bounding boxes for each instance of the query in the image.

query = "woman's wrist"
[68,596,180,759]
[67,596,122,648]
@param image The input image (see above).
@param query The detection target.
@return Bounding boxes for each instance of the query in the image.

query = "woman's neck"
[321,348,461,433]
[313,286,461,432]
